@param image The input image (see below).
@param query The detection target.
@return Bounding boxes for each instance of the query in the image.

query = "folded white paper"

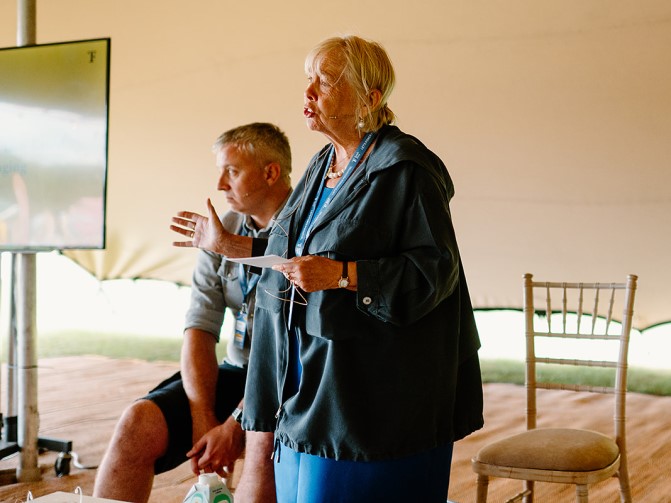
[225,254,290,268]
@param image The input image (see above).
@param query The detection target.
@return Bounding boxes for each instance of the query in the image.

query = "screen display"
[0,38,109,251]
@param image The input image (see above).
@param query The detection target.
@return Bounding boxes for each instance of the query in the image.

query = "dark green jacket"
[242,125,484,461]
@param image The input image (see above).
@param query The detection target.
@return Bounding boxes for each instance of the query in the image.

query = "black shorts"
[143,361,247,474]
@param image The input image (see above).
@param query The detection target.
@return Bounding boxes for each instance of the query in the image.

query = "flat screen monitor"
[0,38,110,251]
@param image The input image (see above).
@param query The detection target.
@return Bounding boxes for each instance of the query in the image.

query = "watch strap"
[338,261,350,288]
[232,407,243,424]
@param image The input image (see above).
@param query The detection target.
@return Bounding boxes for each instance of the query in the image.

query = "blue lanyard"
[238,262,260,302]
[295,132,376,256]
[236,223,260,302]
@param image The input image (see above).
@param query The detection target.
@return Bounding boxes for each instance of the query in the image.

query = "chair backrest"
[523,274,638,442]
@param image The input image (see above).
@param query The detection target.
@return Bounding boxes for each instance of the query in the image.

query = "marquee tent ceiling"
[1,0,670,330]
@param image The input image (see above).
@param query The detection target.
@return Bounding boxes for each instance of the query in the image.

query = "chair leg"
[476,474,489,502]
[523,480,534,503]
[575,484,588,503]
[618,468,633,503]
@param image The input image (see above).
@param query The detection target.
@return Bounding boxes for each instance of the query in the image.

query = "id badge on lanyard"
[235,262,259,349]
[234,303,249,349]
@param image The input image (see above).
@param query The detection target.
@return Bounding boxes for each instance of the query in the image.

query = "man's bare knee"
[110,399,168,460]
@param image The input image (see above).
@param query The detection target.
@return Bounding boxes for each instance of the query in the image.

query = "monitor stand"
[0,414,75,484]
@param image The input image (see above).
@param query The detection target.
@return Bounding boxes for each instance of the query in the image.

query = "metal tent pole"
[1,254,19,448]
[15,0,41,483]
[6,257,18,425]
[15,254,39,482]
[0,254,20,483]
[18,0,36,46]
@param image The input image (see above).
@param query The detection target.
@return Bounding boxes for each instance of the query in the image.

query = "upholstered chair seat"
[474,427,620,475]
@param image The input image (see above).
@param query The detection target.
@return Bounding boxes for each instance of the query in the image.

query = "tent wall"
[1,1,669,329]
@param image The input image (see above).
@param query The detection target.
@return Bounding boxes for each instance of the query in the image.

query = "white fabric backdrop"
[1,0,669,329]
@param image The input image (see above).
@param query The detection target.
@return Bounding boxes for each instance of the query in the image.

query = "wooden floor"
[0,357,191,503]
[0,356,669,502]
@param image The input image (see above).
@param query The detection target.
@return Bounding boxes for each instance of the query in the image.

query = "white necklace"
[325,154,347,179]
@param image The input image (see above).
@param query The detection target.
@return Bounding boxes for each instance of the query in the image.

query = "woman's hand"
[171,198,230,251]
[273,255,355,292]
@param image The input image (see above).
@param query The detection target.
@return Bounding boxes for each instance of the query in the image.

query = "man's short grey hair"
[213,122,292,183]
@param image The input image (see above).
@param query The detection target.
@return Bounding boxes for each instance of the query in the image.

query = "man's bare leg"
[93,399,169,503]
[233,431,276,503]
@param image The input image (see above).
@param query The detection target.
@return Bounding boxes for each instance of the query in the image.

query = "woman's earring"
[357,118,365,129]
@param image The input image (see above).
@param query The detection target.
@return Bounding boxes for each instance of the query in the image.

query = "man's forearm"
[216,233,254,258]
[181,329,219,421]
[215,234,268,259]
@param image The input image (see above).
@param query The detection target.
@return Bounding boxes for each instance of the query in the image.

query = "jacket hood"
[367,125,456,201]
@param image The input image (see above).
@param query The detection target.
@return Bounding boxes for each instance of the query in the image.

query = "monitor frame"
[0,37,110,252]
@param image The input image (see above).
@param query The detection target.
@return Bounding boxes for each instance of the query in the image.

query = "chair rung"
[505,490,532,503]
[530,280,625,289]
[535,357,617,368]
[537,381,615,393]
[533,332,620,341]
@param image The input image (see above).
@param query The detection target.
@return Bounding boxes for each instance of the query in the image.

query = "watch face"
[338,277,350,288]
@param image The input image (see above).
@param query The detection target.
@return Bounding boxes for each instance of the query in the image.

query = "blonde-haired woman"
[174,35,484,503]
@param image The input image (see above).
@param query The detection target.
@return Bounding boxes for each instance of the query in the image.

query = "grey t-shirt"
[183,210,273,368]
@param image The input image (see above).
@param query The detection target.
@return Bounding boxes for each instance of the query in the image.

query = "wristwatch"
[232,407,243,424]
[338,261,350,289]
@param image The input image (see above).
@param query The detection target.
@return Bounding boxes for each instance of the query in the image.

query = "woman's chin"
[307,120,330,136]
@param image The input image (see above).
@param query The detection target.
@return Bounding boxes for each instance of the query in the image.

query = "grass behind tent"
[4,331,668,397]
[480,359,671,397]
[2,330,226,365]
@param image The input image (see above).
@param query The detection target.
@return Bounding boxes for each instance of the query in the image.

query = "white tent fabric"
[1,0,669,330]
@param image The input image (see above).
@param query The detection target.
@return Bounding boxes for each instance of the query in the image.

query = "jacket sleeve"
[354,162,461,326]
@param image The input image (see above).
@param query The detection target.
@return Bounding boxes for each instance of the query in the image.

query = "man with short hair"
[93,122,292,503]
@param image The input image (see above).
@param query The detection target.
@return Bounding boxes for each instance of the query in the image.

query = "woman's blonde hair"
[305,35,396,132]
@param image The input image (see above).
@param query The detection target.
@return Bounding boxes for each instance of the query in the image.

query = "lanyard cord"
[295,132,376,256]
[237,224,260,301]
